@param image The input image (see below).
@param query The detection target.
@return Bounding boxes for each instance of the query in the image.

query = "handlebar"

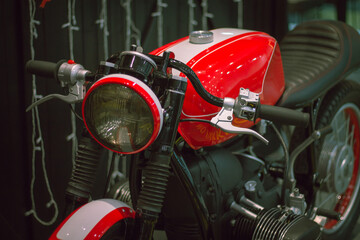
[26,55,309,128]
[148,54,224,107]
[26,60,66,80]
[156,56,309,127]
[25,59,91,111]
[258,104,309,127]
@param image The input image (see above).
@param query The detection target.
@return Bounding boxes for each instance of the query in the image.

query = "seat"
[277,20,360,108]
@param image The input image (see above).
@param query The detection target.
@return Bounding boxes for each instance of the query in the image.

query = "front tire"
[100,218,135,240]
[315,80,360,239]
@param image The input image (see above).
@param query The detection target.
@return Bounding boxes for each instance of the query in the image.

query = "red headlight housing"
[82,74,163,154]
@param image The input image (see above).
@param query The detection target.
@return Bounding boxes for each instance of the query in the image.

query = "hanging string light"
[188,0,198,33]
[152,0,167,47]
[95,0,115,188]
[233,0,243,28]
[121,0,141,50]
[201,0,213,30]
[96,0,109,60]
[61,0,79,166]
[25,0,59,226]
[103,0,141,190]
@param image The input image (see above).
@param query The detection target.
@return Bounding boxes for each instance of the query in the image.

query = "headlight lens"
[82,74,163,154]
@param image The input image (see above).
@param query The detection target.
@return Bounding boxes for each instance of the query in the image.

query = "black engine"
[162,145,321,240]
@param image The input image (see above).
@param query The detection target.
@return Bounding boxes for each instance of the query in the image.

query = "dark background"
[0,0,353,239]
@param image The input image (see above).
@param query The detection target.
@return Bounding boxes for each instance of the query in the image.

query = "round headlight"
[82,74,163,154]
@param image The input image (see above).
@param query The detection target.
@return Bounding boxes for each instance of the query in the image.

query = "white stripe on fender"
[56,199,132,239]
[165,28,253,76]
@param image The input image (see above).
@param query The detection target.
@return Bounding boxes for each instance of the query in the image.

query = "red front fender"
[50,199,135,240]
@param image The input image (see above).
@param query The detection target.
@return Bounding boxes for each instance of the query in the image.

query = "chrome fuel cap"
[189,30,214,44]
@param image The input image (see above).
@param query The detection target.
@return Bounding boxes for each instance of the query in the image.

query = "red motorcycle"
[26,20,360,239]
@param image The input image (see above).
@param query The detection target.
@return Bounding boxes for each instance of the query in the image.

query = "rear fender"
[49,199,135,240]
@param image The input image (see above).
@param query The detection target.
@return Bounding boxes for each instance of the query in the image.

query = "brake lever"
[210,98,269,145]
[26,80,85,112]
[26,61,89,112]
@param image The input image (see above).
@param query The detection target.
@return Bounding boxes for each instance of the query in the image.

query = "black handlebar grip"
[258,104,310,127]
[25,60,66,80]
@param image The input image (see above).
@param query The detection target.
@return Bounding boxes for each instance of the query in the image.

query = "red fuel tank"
[150,29,285,149]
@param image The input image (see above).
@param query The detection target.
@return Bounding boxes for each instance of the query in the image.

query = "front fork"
[134,75,187,239]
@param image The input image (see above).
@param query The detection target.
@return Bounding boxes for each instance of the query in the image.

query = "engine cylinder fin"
[233,213,257,239]
[232,207,321,240]
[106,180,133,207]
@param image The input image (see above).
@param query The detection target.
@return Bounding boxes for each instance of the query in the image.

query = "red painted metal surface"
[84,207,135,240]
[151,29,285,149]
[50,199,135,240]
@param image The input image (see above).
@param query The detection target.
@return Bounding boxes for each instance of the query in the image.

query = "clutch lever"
[26,80,85,112]
[210,97,269,145]
[26,60,90,112]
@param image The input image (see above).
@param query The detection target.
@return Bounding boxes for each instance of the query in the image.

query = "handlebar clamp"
[210,97,269,145]
[234,88,260,122]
